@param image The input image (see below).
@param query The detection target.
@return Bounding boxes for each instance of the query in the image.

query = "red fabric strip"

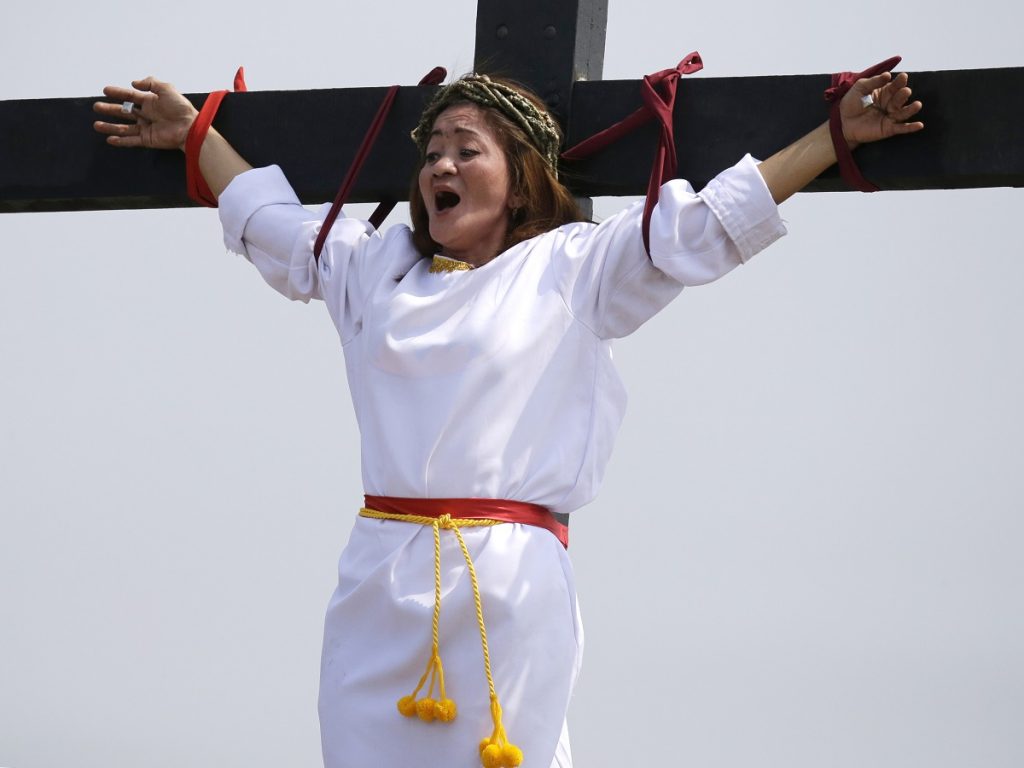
[823,56,901,193]
[312,85,399,260]
[367,67,447,230]
[562,52,703,254]
[185,67,248,208]
[185,90,226,206]
[315,66,448,258]
[363,495,569,549]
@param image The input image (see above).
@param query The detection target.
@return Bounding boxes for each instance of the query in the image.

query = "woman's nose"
[433,155,456,175]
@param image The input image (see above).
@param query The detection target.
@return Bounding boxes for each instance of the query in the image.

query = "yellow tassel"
[415,697,437,722]
[501,744,524,766]
[396,695,417,717]
[481,743,504,768]
[476,696,523,767]
[478,740,523,768]
[361,508,526,760]
[434,698,457,722]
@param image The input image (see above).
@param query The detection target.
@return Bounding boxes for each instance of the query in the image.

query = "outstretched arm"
[757,71,923,204]
[93,77,251,201]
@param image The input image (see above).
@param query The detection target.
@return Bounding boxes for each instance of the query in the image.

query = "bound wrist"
[177,107,199,153]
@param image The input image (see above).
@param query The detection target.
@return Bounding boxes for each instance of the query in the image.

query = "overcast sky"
[1,1,1022,767]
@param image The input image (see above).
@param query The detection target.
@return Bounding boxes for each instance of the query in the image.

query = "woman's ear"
[508,193,524,211]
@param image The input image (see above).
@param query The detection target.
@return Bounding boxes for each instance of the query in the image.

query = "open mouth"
[434,191,461,212]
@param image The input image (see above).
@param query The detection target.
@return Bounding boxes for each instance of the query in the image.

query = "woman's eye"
[460,148,479,158]
[425,152,439,163]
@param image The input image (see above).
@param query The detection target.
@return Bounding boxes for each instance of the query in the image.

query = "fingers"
[891,97,923,122]
[131,76,157,92]
[93,77,159,143]
[102,133,146,148]
[132,77,182,100]
[92,118,145,147]
[879,73,922,126]
[891,117,925,134]
[840,68,924,145]
[878,72,910,99]
[94,76,173,118]
[860,71,923,124]
[94,83,152,131]
[93,117,139,136]
[100,83,155,106]
[856,71,910,102]
[93,86,149,146]
[93,76,195,150]
[93,96,144,145]
[92,117,144,144]
[92,100,142,121]
[855,71,892,96]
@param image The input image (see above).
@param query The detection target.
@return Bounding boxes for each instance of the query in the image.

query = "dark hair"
[408,79,585,260]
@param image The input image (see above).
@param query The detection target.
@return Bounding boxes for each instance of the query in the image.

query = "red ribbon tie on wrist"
[824,55,901,193]
[185,66,248,208]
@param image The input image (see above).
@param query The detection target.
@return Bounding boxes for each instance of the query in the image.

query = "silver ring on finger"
[121,101,140,115]
[860,94,875,109]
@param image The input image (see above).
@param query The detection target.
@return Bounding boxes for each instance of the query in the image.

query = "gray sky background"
[2,1,1022,766]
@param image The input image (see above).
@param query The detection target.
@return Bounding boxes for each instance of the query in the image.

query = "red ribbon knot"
[562,52,704,254]
[824,55,902,192]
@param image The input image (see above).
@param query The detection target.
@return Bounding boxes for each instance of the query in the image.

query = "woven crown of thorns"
[411,74,562,173]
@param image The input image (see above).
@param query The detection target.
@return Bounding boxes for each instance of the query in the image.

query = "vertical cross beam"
[474,0,607,121]
[474,0,608,218]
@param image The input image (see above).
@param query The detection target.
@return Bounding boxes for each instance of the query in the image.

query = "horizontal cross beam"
[568,67,1024,195]
[1,67,1020,214]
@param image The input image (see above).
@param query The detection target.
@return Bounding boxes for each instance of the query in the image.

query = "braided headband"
[411,74,562,173]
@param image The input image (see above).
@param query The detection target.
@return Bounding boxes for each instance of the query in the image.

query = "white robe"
[218,154,785,767]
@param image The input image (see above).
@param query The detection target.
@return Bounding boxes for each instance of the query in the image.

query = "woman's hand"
[759,69,924,203]
[840,71,924,148]
[93,77,198,151]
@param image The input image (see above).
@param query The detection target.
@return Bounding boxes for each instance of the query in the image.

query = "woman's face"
[417,103,517,267]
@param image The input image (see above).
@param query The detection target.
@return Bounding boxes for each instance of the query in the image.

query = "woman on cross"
[93,65,922,768]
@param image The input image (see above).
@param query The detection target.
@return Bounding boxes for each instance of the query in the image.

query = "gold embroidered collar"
[429,254,474,274]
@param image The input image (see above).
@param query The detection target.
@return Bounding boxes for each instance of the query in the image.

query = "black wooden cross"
[1,0,1021,214]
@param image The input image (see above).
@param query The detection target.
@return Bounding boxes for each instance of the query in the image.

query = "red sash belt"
[363,495,569,549]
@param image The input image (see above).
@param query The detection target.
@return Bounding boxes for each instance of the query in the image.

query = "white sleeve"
[219,165,332,302]
[553,154,787,339]
[218,165,402,343]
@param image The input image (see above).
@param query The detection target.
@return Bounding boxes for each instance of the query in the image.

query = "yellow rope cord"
[360,508,524,767]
